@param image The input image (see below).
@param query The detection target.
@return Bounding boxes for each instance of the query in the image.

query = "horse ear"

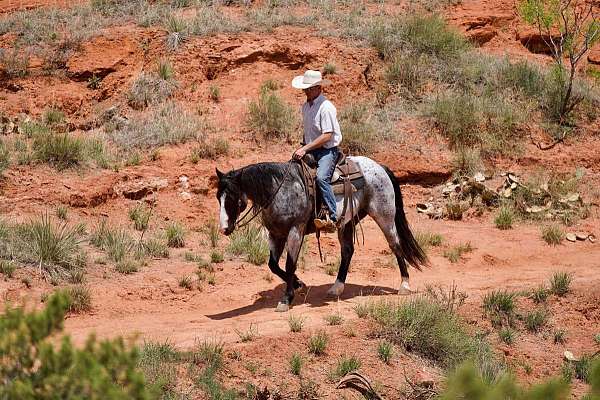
[215,168,224,180]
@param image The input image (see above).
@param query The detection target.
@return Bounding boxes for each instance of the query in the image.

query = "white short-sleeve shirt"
[301,94,342,149]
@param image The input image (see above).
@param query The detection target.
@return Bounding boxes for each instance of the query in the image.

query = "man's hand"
[293,147,306,160]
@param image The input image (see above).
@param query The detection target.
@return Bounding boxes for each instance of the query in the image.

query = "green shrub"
[550,271,572,296]
[178,276,193,290]
[166,222,185,248]
[32,132,84,170]
[497,59,544,97]
[289,353,303,376]
[67,269,85,284]
[116,259,139,274]
[542,224,564,246]
[308,330,328,355]
[494,206,514,230]
[354,301,370,318]
[498,327,515,345]
[227,224,269,265]
[246,86,295,140]
[0,48,30,78]
[0,260,15,278]
[56,205,68,221]
[128,203,152,231]
[384,52,429,96]
[324,313,343,326]
[524,309,548,333]
[530,285,549,303]
[10,214,86,275]
[65,285,92,313]
[369,297,500,376]
[443,242,473,263]
[483,290,516,317]
[235,325,258,343]
[288,314,305,333]
[0,292,151,398]
[332,355,361,379]
[137,340,179,397]
[415,231,444,252]
[210,250,224,264]
[377,340,393,364]
[194,340,224,370]
[42,108,65,126]
[554,329,567,344]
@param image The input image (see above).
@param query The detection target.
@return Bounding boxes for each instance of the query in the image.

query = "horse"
[215,156,428,312]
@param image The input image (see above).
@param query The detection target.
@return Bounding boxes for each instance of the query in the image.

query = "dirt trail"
[53,210,599,349]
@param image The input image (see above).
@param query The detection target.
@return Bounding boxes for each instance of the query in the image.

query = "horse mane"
[232,162,292,207]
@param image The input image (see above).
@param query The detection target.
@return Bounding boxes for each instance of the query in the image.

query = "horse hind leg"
[326,222,355,298]
[369,210,414,295]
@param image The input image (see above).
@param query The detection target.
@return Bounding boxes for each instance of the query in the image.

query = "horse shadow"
[205,283,398,321]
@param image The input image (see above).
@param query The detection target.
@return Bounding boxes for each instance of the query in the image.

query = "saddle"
[299,151,365,229]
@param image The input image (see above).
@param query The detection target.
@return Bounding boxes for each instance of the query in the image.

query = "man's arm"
[293,132,332,159]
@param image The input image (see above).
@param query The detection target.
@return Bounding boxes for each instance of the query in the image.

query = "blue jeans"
[309,147,338,222]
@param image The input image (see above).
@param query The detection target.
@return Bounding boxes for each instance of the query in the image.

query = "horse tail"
[382,166,429,270]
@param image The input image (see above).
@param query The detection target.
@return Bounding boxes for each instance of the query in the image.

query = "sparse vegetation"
[209,85,221,102]
[205,218,220,248]
[339,103,380,155]
[550,271,572,296]
[289,353,303,376]
[246,84,295,141]
[499,327,516,345]
[64,284,92,313]
[524,309,548,333]
[166,222,186,248]
[483,290,516,317]
[542,224,564,245]
[236,325,258,343]
[530,285,549,303]
[452,147,482,177]
[227,224,269,265]
[554,329,567,344]
[143,237,169,258]
[0,260,15,279]
[32,132,84,170]
[210,250,224,264]
[56,205,68,221]
[415,231,444,252]
[109,101,210,150]
[369,297,502,379]
[354,301,370,318]
[308,330,328,355]
[178,276,193,290]
[190,137,230,161]
[443,242,473,263]
[323,62,337,75]
[324,313,344,326]
[128,203,152,231]
[116,259,139,274]
[332,355,361,380]
[377,340,393,364]
[494,206,514,230]
[288,314,305,333]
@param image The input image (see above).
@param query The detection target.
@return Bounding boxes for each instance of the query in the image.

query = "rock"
[467,26,497,45]
[508,173,520,183]
[503,187,512,198]
[114,177,168,200]
[589,46,600,65]
[566,233,577,242]
[564,351,578,362]
[474,172,485,182]
[589,234,597,243]
[517,30,561,54]
[179,191,192,201]
[567,193,580,202]
[526,205,544,213]
[575,232,588,241]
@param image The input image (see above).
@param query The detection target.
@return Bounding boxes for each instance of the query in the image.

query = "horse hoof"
[295,280,307,292]
[397,281,414,295]
[275,302,290,312]
[326,280,345,298]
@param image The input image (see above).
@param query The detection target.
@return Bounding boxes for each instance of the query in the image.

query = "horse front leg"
[268,233,305,290]
[327,222,354,298]
[275,225,305,312]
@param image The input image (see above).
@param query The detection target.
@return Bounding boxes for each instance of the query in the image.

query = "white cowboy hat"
[291,70,331,90]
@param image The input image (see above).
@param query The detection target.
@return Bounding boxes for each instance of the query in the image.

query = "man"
[291,70,342,233]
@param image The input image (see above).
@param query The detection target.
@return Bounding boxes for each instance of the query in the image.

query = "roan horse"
[215,156,428,312]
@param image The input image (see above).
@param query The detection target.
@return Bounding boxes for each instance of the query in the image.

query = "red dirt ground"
[1,0,600,397]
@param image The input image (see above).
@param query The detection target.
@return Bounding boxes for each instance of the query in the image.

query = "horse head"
[215,168,248,236]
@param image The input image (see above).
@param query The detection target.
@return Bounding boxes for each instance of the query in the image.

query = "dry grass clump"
[246,84,296,141]
[190,138,229,162]
[109,102,211,150]
[128,61,178,110]
[227,224,269,265]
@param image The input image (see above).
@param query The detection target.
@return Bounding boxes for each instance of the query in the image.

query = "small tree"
[520,0,600,124]
[0,292,152,399]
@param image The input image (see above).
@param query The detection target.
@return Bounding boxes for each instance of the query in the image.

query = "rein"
[234,160,294,229]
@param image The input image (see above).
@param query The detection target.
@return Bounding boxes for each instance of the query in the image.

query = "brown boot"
[314,214,337,233]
